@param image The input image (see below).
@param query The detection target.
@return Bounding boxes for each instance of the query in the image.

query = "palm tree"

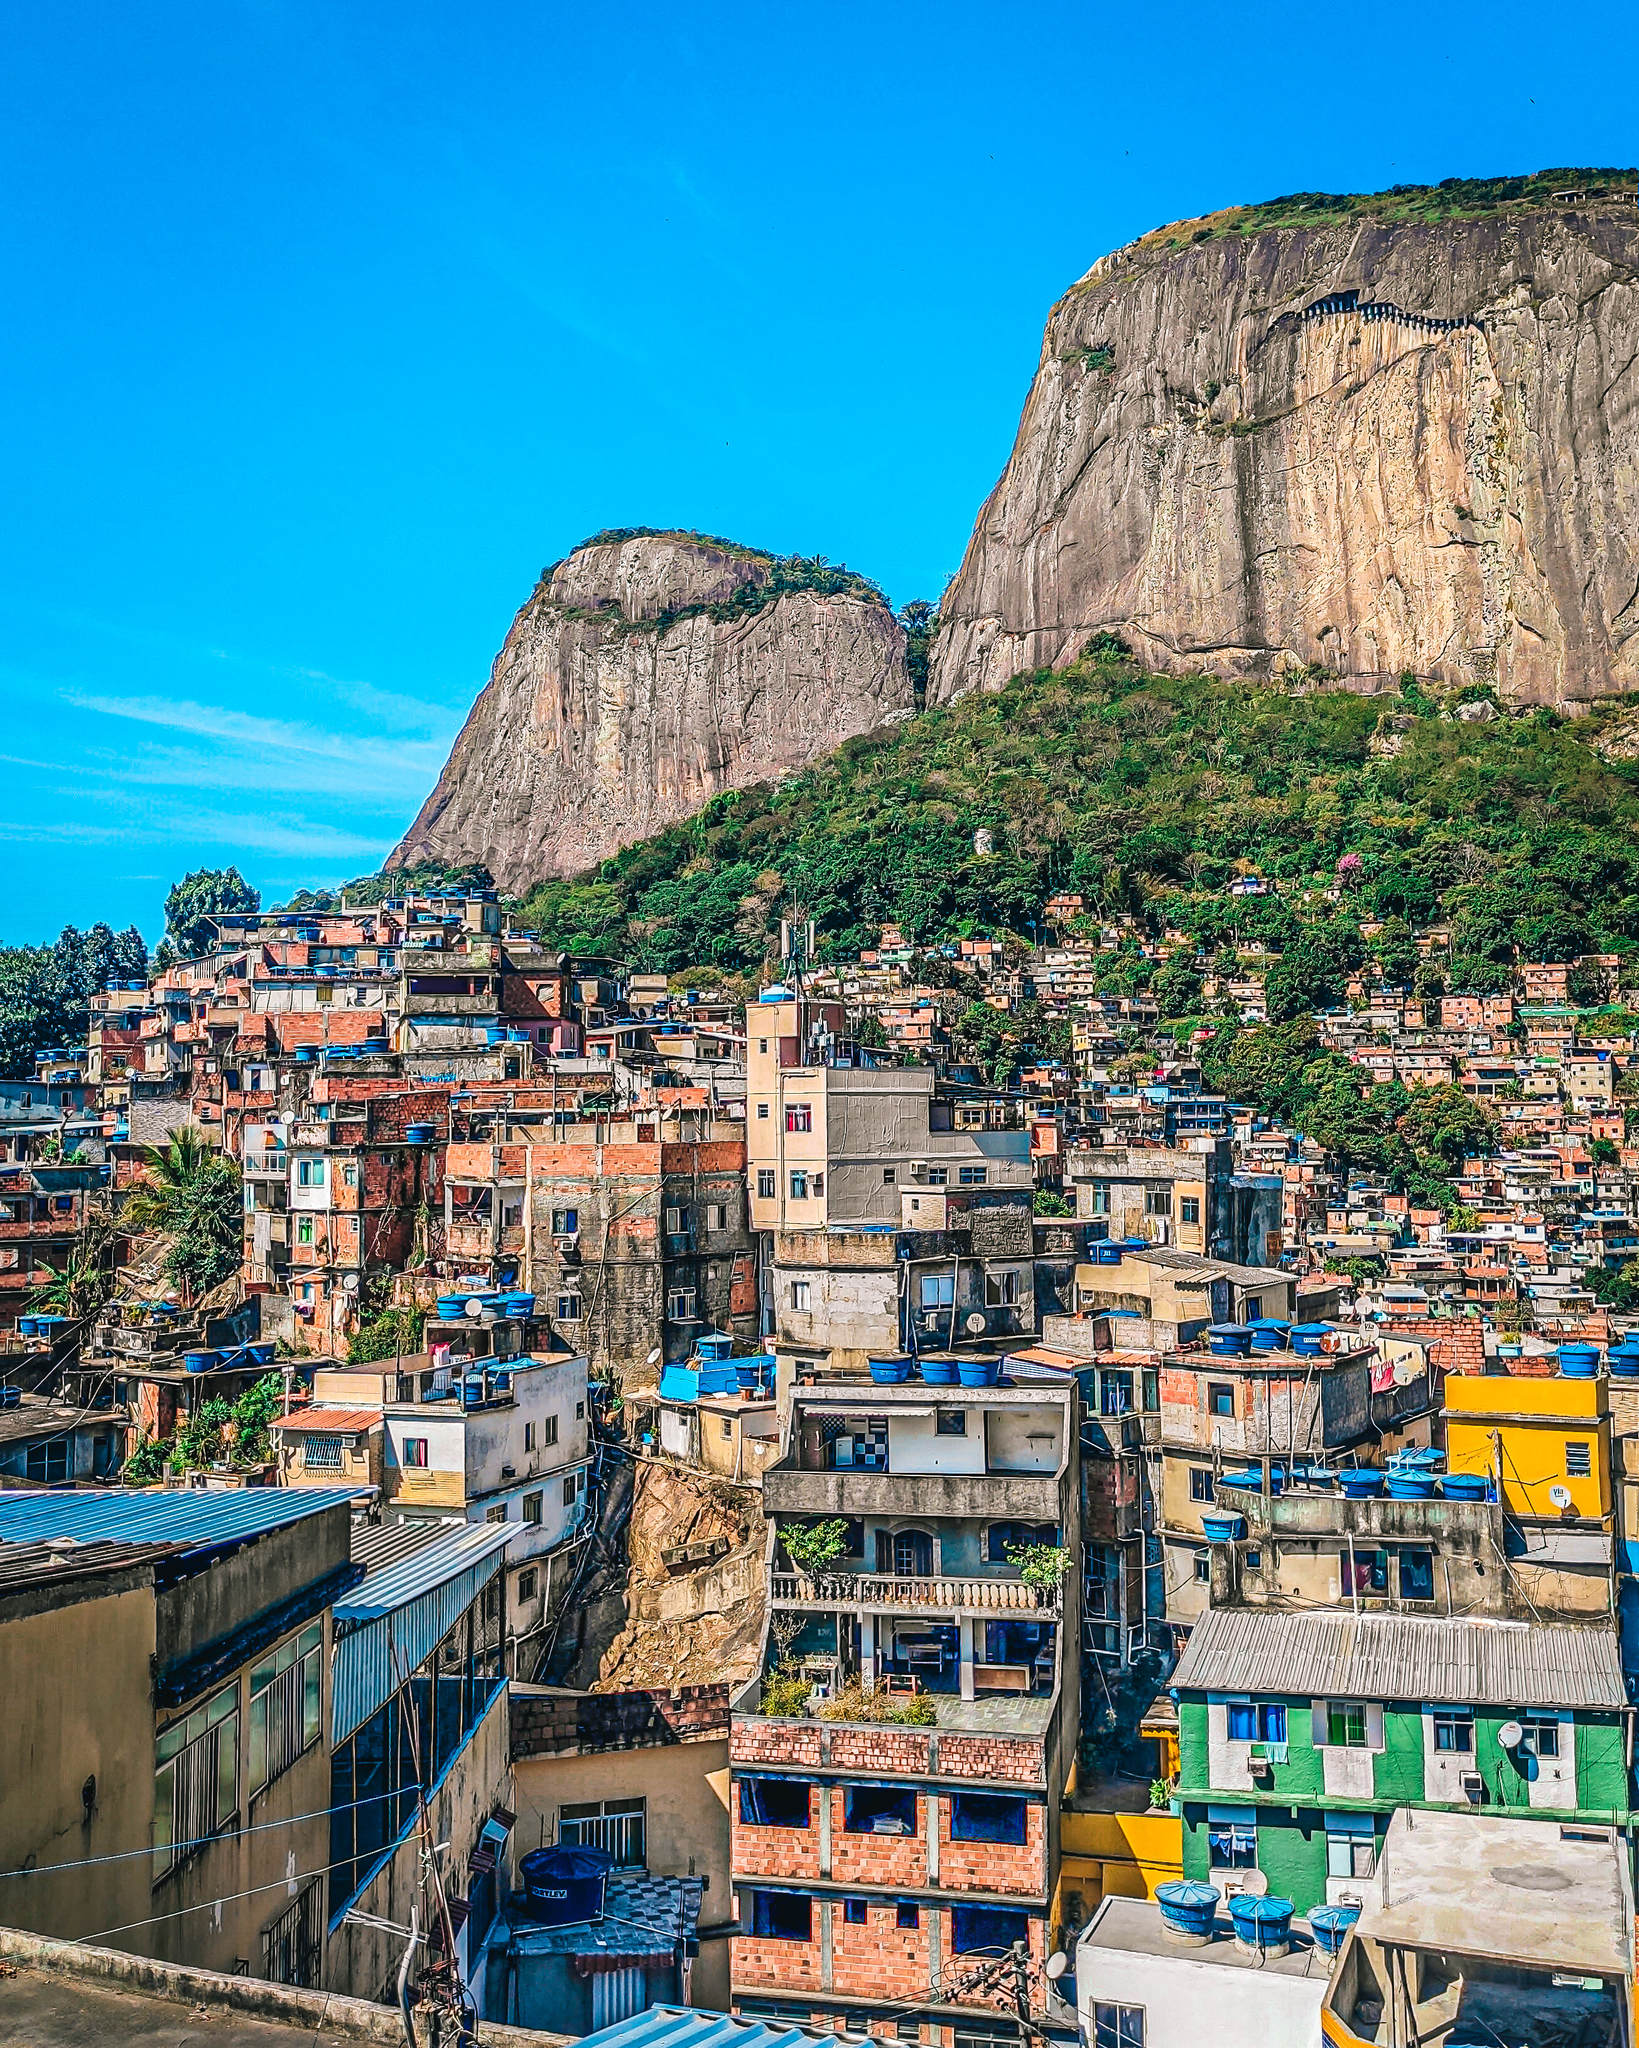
[119,1127,218,1236]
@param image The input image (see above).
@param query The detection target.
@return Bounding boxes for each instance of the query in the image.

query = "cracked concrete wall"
[933,200,1639,709]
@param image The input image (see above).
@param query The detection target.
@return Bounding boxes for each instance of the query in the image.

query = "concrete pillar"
[958,1617,976,1702]
[926,1791,940,1882]
[819,1895,833,1992]
[862,1613,877,1687]
[819,1784,833,1877]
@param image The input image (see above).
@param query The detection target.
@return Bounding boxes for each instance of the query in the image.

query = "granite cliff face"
[393,533,910,889]
[933,182,1639,708]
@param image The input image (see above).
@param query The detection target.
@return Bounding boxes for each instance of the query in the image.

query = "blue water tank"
[1229,1893,1294,1952]
[1290,1322,1333,1357]
[1558,1343,1601,1378]
[518,1845,613,1925]
[1308,1902,1361,1954]
[1207,1324,1253,1358]
[1155,1880,1220,1942]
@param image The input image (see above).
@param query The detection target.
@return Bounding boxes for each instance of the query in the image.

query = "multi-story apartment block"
[730,1373,1080,2040]
[1064,1143,1234,1260]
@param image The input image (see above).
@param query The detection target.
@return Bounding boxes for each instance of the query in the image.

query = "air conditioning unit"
[1460,1771,1485,1804]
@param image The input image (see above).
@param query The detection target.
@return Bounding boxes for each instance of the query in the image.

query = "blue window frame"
[1225,1701,1285,1743]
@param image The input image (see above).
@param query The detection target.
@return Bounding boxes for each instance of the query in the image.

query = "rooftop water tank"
[1308,1902,1361,1955]
[1558,1343,1601,1378]
[1155,1880,1220,1946]
[1207,1324,1253,1358]
[1290,1323,1333,1357]
[517,1844,613,1926]
[696,1332,733,1362]
[1229,1893,1294,1957]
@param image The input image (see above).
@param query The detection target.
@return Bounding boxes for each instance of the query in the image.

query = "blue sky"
[2,1,1633,945]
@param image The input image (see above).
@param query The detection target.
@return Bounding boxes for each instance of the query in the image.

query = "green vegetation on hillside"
[0,922,148,1080]
[515,644,1639,989]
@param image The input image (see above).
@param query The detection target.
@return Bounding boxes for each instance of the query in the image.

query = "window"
[739,1777,812,1828]
[1181,1197,1200,1226]
[919,1272,956,1309]
[984,1269,1021,1308]
[556,1292,582,1321]
[524,1422,536,1452]
[1566,1441,1592,1477]
[249,1622,323,1799]
[261,1878,324,1990]
[936,1410,966,1437]
[758,1039,768,1055]
[790,1280,812,1312]
[1226,1702,1285,1743]
[668,1288,698,1321]
[1433,1709,1474,1754]
[342,1164,358,1191]
[1206,1809,1257,1869]
[843,1896,868,1925]
[1520,1714,1561,1758]
[1326,1701,1368,1749]
[25,1439,69,1483]
[896,1901,921,1930]
[154,1683,239,1879]
[959,1166,988,1187]
[1193,1553,1210,1582]
[552,1207,579,1236]
[950,1793,1028,1845]
[1244,1548,1262,1569]
[1398,1549,1434,1602]
[542,1415,558,1447]
[561,1797,647,1866]
[1088,1182,1111,1215]
[523,1492,542,1525]
[517,1567,538,1603]
[926,1166,948,1188]
[756,1103,769,1120]
[402,1437,429,1468]
[563,1475,577,1505]
[296,1158,324,1188]
[1325,1812,1377,1879]
[301,1434,343,1472]
[750,1890,811,1942]
[812,1172,825,1196]
[844,1784,918,1835]
[789,1171,808,1200]
[1190,1467,1214,1503]
[951,1904,1028,1953]
[1208,1383,1235,1418]
[883,1167,896,1185]
[1093,2006,1145,2048]
[785,1104,813,1133]
[756,1169,776,1199]
[707,1203,726,1232]
[486,1503,508,1524]
[296,1217,315,1246]
[1144,1186,1173,1218]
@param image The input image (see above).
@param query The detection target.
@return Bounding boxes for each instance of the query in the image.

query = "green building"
[1168,1606,1633,1912]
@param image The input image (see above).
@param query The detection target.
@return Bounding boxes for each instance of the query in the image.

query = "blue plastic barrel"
[869,1355,912,1385]
[1558,1344,1600,1378]
[957,1356,1001,1387]
[1337,1469,1386,1498]
[1201,1512,1245,1542]
[1248,1319,1291,1351]
[1440,1472,1489,1501]
[1290,1323,1333,1357]
[918,1355,960,1384]
[1230,1894,1294,1950]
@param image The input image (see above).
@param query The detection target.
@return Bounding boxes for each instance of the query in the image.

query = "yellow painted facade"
[1444,1373,1611,1520]
[1054,1808,1184,1939]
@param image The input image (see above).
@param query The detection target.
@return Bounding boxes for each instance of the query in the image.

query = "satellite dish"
[1237,1869,1269,1897]
[646,1347,663,1367]
[342,1273,359,1293]
[1497,1720,1524,1751]
[1045,1953,1069,1983]
[1549,1484,1574,1510]
[464,1298,485,1319]
[965,1312,988,1335]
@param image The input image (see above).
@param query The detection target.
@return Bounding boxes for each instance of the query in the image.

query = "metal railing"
[770,1570,1060,1615]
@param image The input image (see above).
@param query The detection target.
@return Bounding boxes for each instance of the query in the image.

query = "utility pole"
[1010,1937,1033,2048]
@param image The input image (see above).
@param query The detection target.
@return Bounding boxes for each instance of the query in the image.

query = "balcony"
[241,1149,289,1179]
[770,1570,1061,1617]
[763,1461,1063,1525]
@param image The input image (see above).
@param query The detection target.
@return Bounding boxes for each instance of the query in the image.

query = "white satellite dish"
[965,1312,987,1336]
[342,1273,359,1293]
[1237,1869,1269,1897]
[1497,1720,1524,1751]
[1549,1484,1574,1510]
[1045,1953,1069,1983]
[464,1298,485,1319]
[646,1347,662,1367]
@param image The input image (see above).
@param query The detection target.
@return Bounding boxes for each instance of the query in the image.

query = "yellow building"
[1444,1372,1611,1522]
[1054,1803,1184,1941]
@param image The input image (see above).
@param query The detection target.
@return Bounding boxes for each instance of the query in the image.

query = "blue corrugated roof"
[578,2008,869,2048]
[332,1521,513,1742]
[0,1487,358,1558]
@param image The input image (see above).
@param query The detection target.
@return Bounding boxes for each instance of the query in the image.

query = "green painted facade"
[1174,1689,1632,1914]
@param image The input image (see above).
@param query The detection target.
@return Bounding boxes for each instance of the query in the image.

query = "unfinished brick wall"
[829,1901,931,2001]
[733,1930,825,1994]
[510,1684,728,1755]
[936,1793,1046,1897]
[827,1787,929,1890]
[733,1793,823,1883]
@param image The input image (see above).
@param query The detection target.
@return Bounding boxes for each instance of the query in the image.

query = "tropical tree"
[160,866,260,964]
[121,1128,243,1300]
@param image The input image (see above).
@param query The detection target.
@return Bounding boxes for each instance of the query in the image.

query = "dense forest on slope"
[0,923,148,1079]
[511,643,1639,988]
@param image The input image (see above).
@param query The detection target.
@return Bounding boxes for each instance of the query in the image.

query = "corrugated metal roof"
[349,1515,454,1574]
[577,2007,870,2048]
[272,1407,382,1434]
[0,1487,357,1558]
[1171,1606,1626,1709]
[331,1521,513,1742]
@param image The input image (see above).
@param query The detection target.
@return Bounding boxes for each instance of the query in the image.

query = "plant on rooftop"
[760,1667,812,1717]
[348,1306,426,1364]
[1004,1541,1073,1590]
[231,1373,283,1465]
[780,1517,851,1578]
[1033,1188,1074,1217]
[122,1433,165,1486]
[814,1678,938,1725]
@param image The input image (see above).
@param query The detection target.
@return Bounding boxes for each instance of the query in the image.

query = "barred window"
[301,1434,344,1471]
[155,1684,239,1878]
[248,1622,323,1800]
[261,1880,324,1989]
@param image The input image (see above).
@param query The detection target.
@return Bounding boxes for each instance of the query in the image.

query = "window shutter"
[1311,1701,1328,1749]
[1366,1703,1385,1751]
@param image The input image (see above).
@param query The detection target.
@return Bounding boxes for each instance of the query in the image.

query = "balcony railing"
[770,1570,1061,1616]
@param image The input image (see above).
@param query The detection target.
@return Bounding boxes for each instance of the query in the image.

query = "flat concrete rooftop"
[1360,1809,1633,1978]
[1080,1895,1326,1980]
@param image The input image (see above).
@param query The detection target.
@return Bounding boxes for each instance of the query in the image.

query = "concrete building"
[0,1489,357,1984]
[728,1373,1081,2040]
[1065,1143,1235,1260]
[1168,1605,1631,1911]
[1074,1893,1328,2048]
[1322,1808,1633,2048]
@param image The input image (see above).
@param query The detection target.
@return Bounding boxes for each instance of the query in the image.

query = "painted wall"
[1077,1908,1325,2048]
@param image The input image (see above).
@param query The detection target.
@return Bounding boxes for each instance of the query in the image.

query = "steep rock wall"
[395,534,909,890]
[932,195,1639,708]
